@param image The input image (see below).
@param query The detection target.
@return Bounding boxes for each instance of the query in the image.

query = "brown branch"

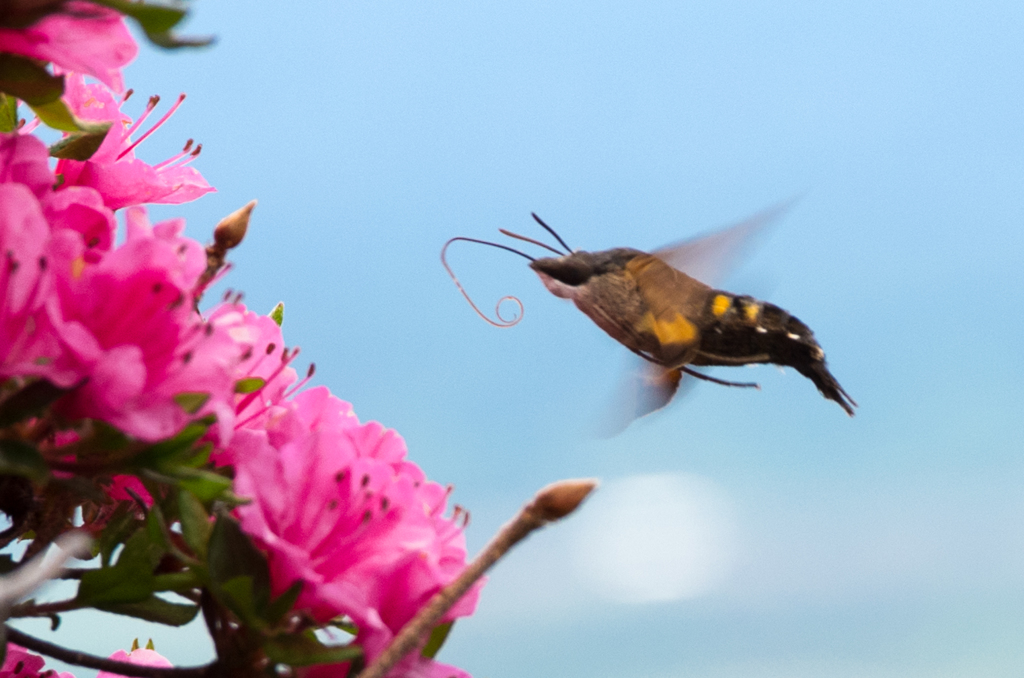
[355,478,597,678]
[8,597,80,617]
[4,625,217,678]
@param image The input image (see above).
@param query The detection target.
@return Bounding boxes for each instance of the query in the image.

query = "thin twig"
[356,478,597,678]
[8,597,80,617]
[4,625,216,678]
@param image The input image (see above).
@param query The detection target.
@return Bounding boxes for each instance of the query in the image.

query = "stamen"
[160,143,203,170]
[122,95,160,139]
[118,93,186,160]
[152,139,194,170]
[234,347,300,419]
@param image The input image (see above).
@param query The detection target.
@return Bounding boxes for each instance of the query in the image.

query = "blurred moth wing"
[650,201,787,286]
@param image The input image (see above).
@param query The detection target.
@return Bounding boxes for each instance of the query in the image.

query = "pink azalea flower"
[233,387,479,675]
[0,131,117,256]
[56,75,214,210]
[0,132,53,197]
[0,182,58,378]
[202,301,302,458]
[0,644,75,678]
[49,207,241,441]
[0,1,136,92]
[0,133,111,386]
[96,648,172,678]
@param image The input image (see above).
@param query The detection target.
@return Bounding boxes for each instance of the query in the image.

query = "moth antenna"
[531,212,573,254]
[498,228,565,256]
[441,237,529,328]
[681,366,761,389]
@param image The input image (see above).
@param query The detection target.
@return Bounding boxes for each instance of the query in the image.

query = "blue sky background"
[14,1,1024,676]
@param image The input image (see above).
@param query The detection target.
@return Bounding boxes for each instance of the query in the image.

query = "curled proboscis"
[441,237,529,328]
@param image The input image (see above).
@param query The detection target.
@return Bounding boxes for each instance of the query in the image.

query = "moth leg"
[680,366,760,389]
[692,350,770,366]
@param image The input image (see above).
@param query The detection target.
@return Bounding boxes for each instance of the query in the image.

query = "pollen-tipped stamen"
[118,94,186,160]
[122,94,160,140]
[152,139,194,170]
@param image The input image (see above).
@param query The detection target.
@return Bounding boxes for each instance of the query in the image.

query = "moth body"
[530,247,855,416]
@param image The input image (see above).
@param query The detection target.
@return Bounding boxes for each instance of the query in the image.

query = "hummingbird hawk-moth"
[442,207,856,424]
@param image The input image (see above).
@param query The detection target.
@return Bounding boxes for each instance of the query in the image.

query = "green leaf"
[88,0,184,32]
[136,420,211,468]
[151,569,201,594]
[177,489,211,559]
[0,379,71,428]
[96,504,141,566]
[173,468,231,503]
[263,631,363,667]
[92,421,132,452]
[145,502,172,554]
[219,576,260,625]
[421,621,454,659]
[234,377,265,394]
[0,54,63,105]
[27,99,82,132]
[0,92,16,132]
[183,442,212,468]
[269,302,284,326]
[86,0,213,48]
[48,123,112,160]
[153,571,202,592]
[265,580,303,626]
[97,595,199,626]
[0,439,47,480]
[208,514,271,625]
[78,565,153,605]
[77,529,161,605]
[173,392,210,414]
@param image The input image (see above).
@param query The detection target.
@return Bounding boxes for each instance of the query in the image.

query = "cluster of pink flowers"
[1,644,170,678]
[0,130,233,440]
[1,5,478,678]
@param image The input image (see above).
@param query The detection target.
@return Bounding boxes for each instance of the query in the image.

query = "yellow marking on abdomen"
[743,302,760,322]
[646,312,698,346]
[711,294,731,317]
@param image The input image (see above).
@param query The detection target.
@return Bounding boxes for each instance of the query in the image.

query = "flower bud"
[213,199,256,251]
[533,478,598,522]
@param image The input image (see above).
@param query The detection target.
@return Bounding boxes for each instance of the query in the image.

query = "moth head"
[530,249,644,296]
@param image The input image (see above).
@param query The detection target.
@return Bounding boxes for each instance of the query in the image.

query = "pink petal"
[0,1,137,92]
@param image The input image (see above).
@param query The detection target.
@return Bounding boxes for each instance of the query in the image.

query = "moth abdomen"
[693,292,857,415]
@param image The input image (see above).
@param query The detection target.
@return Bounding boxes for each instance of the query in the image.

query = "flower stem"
[8,597,81,617]
[355,478,597,678]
